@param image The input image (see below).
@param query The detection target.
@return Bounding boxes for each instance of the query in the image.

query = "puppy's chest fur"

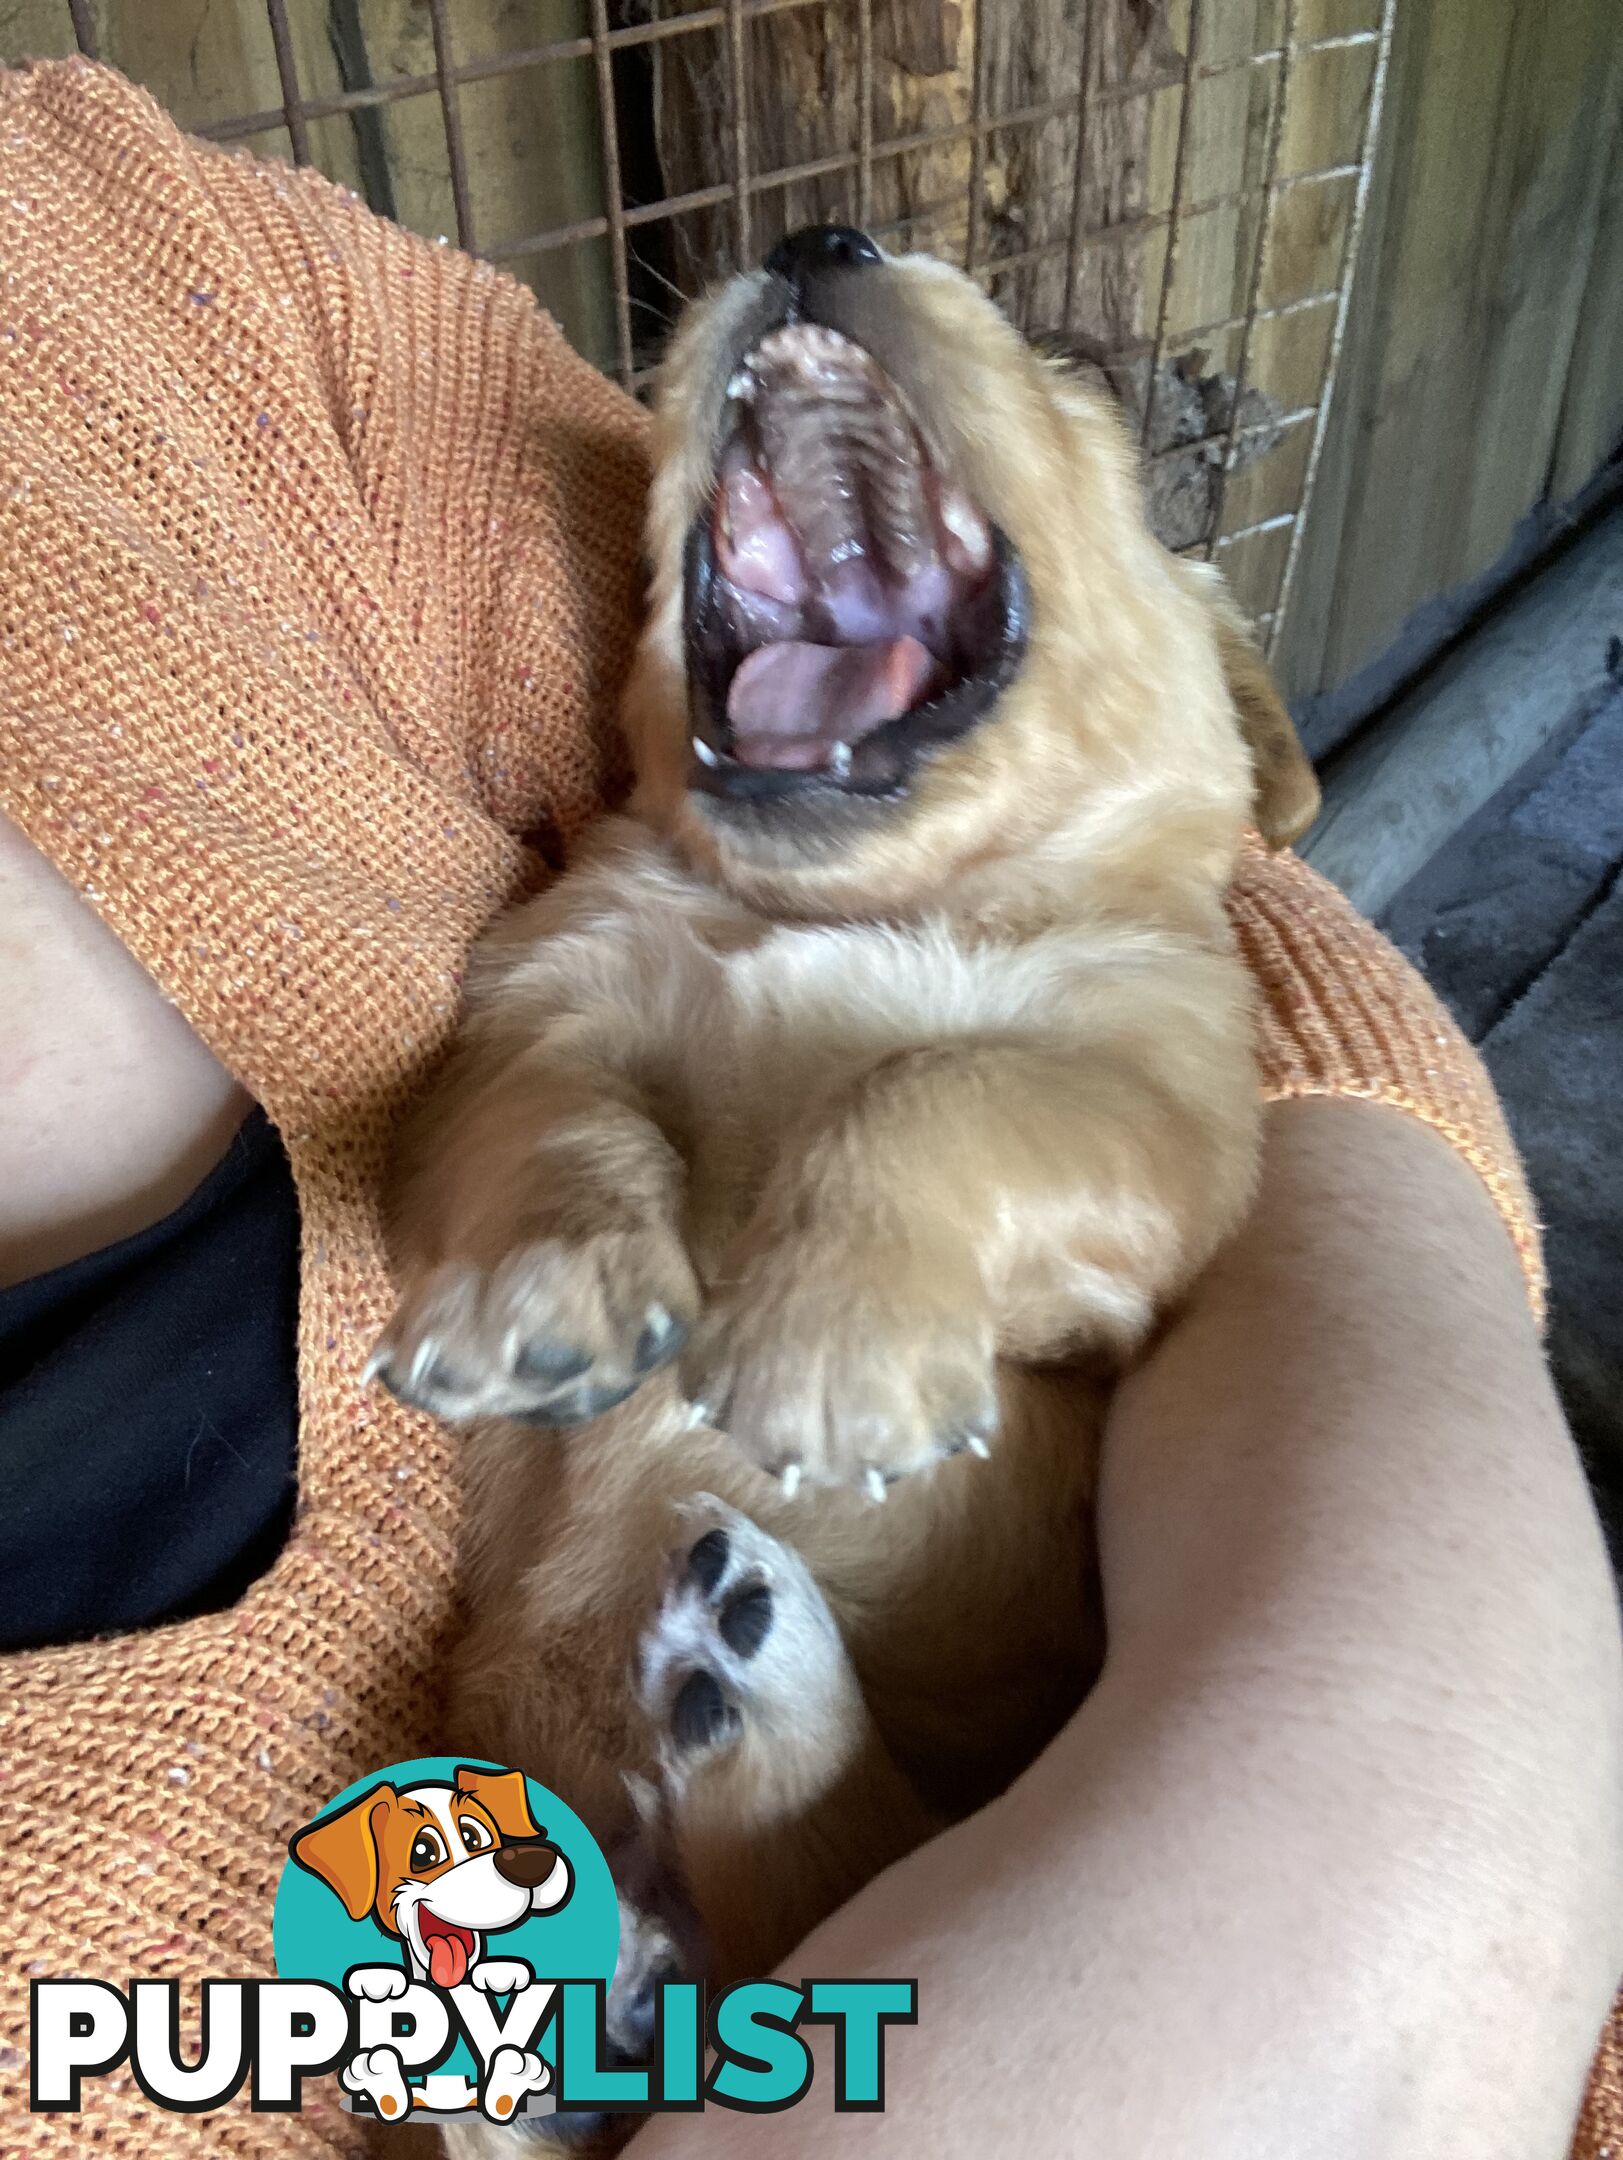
[518,817,1139,1268]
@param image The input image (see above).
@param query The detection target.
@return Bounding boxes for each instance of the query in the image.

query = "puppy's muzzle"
[683,240,1029,809]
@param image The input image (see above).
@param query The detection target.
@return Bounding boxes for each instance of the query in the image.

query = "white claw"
[360,1346,387,1386]
[780,1462,802,1500]
[693,736,719,768]
[828,740,853,781]
[864,1467,888,1505]
[407,1336,440,1389]
[967,1434,992,1460]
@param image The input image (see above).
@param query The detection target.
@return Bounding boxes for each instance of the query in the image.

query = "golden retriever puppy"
[372,225,1316,2124]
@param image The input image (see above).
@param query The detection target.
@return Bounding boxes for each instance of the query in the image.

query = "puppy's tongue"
[428,1933,468,1989]
[725,636,938,770]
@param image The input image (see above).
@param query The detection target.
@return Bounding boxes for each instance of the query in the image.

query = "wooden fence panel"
[1273,0,1623,710]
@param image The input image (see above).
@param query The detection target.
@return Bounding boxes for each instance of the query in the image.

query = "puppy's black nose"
[764,223,880,291]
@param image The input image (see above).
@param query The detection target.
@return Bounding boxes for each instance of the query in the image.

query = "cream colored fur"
[374,250,1316,2144]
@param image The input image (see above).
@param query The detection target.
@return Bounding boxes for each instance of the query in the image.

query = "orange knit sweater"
[0,59,1613,2157]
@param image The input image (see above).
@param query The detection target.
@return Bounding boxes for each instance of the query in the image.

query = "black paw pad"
[515,1340,593,1386]
[686,1528,730,1596]
[671,1668,739,1751]
[718,1581,773,1659]
[514,1376,639,1428]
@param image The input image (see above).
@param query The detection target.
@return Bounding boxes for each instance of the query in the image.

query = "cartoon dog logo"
[290,1763,574,2120]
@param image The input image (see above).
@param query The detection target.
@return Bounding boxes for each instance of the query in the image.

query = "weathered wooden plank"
[1274,0,1620,704]
[985,0,1173,344]
[1215,514,1291,615]
[1167,9,1274,343]
[641,0,1390,599]
[1246,290,1334,410]
[1301,509,1623,916]
[644,0,1169,356]
[1263,0,1407,707]
[1277,32,1373,177]
[1450,0,1619,584]
[1176,8,1375,606]
[289,1,615,373]
[1549,81,1623,504]
[88,0,294,160]
[1295,0,1380,37]
[0,1,80,61]
[1220,407,1311,528]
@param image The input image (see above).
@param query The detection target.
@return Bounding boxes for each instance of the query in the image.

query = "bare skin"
[0,816,247,1286]
[626,1099,1623,2160]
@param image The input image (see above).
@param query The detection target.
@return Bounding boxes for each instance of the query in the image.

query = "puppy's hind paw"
[636,1500,853,1784]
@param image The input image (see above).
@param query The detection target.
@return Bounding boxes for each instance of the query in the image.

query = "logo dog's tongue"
[427,1928,469,1989]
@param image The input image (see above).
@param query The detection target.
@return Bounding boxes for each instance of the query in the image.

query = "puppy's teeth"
[940,485,993,572]
[693,737,719,768]
[864,1467,888,1505]
[828,741,853,781]
[681,1400,709,1431]
[780,1462,802,1500]
[967,1434,992,1460]
[726,367,756,401]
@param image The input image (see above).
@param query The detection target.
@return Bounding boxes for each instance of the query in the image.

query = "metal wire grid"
[54,0,1397,654]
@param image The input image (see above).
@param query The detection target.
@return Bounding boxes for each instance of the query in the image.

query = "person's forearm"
[0,815,247,1283]
[628,1097,1623,2158]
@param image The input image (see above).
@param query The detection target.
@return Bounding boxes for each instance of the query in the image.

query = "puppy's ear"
[1181,563,1320,849]
[290,1785,395,1921]
[455,1765,540,1844]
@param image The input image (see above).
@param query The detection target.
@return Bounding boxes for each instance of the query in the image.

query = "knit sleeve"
[1227,837,1545,1320]
[184,121,651,858]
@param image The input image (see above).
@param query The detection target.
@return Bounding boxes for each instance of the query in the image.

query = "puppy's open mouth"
[685,322,1028,800]
[417,1908,477,1990]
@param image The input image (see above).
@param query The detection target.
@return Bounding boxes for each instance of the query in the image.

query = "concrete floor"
[1381,676,1623,1564]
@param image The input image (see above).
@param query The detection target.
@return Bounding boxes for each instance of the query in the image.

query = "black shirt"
[0,1109,299,1651]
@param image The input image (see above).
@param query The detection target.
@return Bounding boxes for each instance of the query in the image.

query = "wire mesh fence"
[21,0,1396,649]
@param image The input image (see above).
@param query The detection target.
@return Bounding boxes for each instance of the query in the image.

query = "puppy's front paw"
[368,1211,699,1429]
[682,1241,998,1494]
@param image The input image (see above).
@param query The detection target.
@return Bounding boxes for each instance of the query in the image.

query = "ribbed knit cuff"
[1228,838,1546,1323]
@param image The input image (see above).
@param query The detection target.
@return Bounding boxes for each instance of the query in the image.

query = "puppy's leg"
[686,974,1258,1490]
[369,838,712,1428]
[374,1058,698,1428]
[637,1500,936,1979]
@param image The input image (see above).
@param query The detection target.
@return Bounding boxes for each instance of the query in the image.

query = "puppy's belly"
[451,1358,1103,1835]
